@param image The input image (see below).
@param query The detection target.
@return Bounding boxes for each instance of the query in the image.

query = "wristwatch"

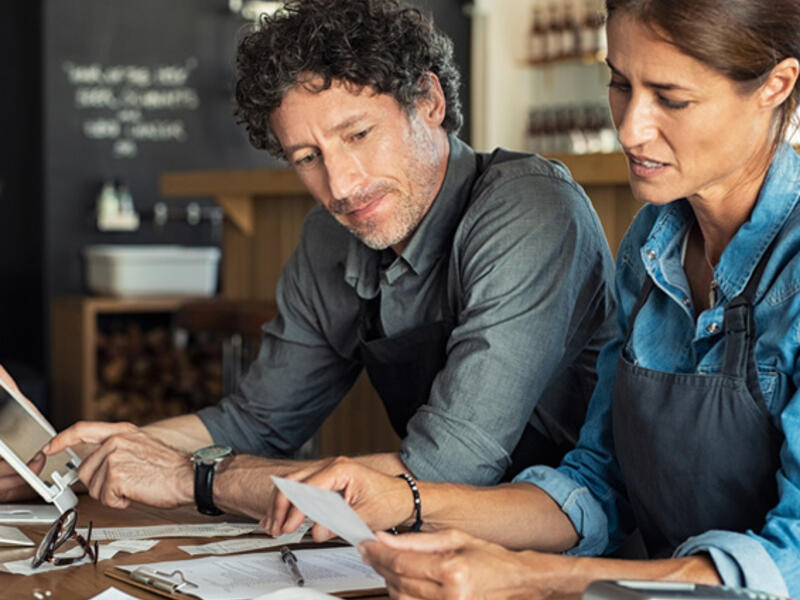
[191,445,233,516]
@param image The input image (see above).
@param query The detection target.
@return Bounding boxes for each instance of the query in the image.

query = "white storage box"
[84,245,221,297]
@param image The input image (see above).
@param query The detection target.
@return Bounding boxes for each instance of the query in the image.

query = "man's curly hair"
[233,0,463,159]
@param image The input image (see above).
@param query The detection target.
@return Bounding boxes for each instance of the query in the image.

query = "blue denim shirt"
[516,144,800,596]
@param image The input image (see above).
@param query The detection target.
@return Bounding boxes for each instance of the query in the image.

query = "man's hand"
[265,457,413,541]
[45,421,194,509]
[360,529,547,600]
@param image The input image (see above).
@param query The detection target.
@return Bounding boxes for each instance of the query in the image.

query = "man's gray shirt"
[197,136,617,485]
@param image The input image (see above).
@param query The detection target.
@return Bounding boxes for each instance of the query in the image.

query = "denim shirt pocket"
[756,365,779,414]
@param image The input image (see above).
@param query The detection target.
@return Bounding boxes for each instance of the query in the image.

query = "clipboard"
[106,566,201,600]
[105,565,386,600]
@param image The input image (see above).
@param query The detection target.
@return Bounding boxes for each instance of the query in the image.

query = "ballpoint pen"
[280,545,305,587]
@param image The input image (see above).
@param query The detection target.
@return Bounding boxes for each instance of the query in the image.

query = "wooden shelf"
[522,50,606,67]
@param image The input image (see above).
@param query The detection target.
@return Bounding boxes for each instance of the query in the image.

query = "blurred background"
[0,0,641,458]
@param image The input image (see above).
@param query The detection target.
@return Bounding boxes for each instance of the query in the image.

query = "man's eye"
[351,128,370,141]
[294,152,318,167]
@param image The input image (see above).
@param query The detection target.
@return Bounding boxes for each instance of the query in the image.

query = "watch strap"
[194,461,223,516]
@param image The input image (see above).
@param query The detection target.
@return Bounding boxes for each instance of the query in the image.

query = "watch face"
[195,445,232,462]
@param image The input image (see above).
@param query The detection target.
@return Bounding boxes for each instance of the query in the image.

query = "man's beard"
[331,117,440,251]
[334,184,426,250]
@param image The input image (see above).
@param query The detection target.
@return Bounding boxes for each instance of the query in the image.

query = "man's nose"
[325,149,367,201]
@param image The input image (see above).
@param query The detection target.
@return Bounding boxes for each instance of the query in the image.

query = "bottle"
[97,180,119,223]
[545,2,563,61]
[589,0,607,58]
[561,2,579,58]
[577,0,595,56]
[115,179,135,216]
[528,6,548,63]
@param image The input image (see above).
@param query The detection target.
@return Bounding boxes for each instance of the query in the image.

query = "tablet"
[0,377,80,513]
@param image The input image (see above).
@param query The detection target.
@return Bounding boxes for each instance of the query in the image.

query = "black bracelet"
[396,473,423,532]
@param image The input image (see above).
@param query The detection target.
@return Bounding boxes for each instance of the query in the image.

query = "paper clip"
[130,567,199,593]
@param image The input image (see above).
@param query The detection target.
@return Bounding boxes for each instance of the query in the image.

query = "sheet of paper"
[3,544,121,574]
[76,521,260,541]
[3,539,159,574]
[106,539,159,553]
[120,546,384,600]
[0,525,34,547]
[89,587,142,600]
[254,588,339,600]
[271,476,376,547]
[179,522,309,555]
[0,504,59,524]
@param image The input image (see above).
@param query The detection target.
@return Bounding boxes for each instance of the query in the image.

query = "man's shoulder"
[462,149,593,226]
[475,149,579,195]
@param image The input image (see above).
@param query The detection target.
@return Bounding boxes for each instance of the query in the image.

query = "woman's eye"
[607,79,631,93]
[658,95,690,110]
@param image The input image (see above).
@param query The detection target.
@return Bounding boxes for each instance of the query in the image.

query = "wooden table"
[1,496,388,599]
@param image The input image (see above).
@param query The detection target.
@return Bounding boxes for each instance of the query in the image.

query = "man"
[19,0,615,519]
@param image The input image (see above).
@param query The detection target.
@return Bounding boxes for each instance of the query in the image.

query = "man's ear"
[416,72,447,127]
[759,57,799,110]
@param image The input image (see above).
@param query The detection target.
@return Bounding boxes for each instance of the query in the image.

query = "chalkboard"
[43,0,272,296]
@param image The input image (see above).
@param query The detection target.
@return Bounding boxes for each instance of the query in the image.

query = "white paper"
[89,587,141,600]
[106,539,160,553]
[179,522,309,555]
[0,525,34,547]
[271,476,377,547]
[3,539,159,575]
[254,588,339,600]
[75,521,260,541]
[120,546,383,600]
[0,504,59,524]
[3,544,121,574]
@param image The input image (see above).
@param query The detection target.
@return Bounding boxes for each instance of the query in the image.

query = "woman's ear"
[759,57,800,109]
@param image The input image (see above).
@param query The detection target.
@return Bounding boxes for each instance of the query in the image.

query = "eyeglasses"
[31,508,98,569]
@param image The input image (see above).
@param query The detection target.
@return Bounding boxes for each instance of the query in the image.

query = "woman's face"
[606,12,774,206]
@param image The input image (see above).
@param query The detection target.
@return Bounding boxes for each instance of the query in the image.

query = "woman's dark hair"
[606,0,800,143]
[234,0,463,158]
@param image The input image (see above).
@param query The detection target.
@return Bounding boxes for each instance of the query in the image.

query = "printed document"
[76,521,260,541]
[119,546,383,600]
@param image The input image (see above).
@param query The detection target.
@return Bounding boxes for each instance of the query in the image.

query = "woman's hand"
[264,456,414,541]
[360,529,561,600]
[0,364,46,501]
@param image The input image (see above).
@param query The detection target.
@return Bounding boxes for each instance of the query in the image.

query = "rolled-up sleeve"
[402,172,615,485]
[675,531,788,595]
[514,465,610,555]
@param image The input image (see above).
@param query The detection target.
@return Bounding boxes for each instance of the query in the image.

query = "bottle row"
[528,0,607,64]
[526,104,620,156]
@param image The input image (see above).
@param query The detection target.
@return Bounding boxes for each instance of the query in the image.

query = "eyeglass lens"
[31,509,97,568]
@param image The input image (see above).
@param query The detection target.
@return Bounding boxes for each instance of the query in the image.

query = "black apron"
[357,152,572,479]
[613,242,783,558]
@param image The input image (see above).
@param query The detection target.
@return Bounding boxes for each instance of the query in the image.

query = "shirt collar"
[642,143,800,300]
[344,135,478,297]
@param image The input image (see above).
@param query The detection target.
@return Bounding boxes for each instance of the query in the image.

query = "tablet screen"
[0,384,75,486]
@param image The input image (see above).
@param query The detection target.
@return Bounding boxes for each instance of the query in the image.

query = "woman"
[268,0,800,596]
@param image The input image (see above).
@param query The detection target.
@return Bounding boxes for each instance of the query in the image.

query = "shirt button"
[706,322,720,334]
[646,249,657,260]
[682,296,691,306]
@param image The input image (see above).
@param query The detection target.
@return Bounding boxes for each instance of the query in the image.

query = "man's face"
[270,78,448,252]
